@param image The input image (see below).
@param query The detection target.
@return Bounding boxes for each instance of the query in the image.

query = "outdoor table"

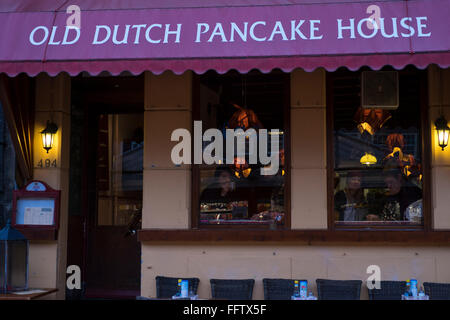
[0,288,57,300]
[172,294,199,300]
[291,295,318,300]
[401,295,429,300]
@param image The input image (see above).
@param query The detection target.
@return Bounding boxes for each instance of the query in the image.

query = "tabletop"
[401,294,429,300]
[0,288,58,300]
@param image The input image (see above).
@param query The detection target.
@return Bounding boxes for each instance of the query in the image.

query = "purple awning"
[0,0,449,76]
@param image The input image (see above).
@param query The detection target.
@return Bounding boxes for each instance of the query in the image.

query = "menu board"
[15,198,55,226]
[12,180,61,239]
[24,207,54,225]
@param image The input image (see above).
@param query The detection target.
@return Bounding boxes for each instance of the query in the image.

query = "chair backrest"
[210,279,255,300]
[423,282,450,300]
[316,279,362,300]
[368,281,406,300]
[263,278,306,300]
[155,276,200,298]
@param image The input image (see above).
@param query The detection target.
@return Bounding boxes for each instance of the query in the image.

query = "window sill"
[138,229,450,245]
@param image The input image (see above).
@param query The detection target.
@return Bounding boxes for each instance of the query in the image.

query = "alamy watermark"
[66,265,81,290]
[366,264,381,289]
[170,121,281,176]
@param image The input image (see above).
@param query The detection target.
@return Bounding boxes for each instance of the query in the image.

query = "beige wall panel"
[141,244,190,298]
[290,108,326,169]
[142,169,191,228]
[31,73,70,299]
[141,245,292,299]
[290,68,326,108]
[428,67,450,229]
[188,256,291,299]
[55,166,70,299]
[28,242,57,288]
[436,253,450,282]
[291,168,327,229]
[144,110,191,170]
[34,111,70,171]
[145,71,192,111]
[140,245,450,300]
[428,66,450,107]
[431,166,450,229]
[291,256,328,296]
[327,255,435,299]
[33,168,64,190]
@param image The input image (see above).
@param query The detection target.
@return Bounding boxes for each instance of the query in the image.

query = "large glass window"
[331,67,425,227]
[195,70,289,226]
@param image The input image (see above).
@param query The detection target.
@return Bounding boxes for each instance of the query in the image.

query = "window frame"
[139,67,450,243]
[326,67,432,231]
[191,71,292,230]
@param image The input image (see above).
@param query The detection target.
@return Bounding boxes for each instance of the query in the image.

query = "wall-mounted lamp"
[435,115,449,151]
[40,121,58,153]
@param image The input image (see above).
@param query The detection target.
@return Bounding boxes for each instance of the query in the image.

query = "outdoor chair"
[316,279,362,300]
[155,276,200,298]
[210,279,255,300]
[423,282,450,300]
[263,278,306,300]
[367,281,406,300]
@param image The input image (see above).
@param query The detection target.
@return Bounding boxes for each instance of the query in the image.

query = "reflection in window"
[97,114,143,226]
[333,68,423,225]
[198,71,287,226]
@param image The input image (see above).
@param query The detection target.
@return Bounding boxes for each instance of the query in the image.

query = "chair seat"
[368,281,406,300]
[316,279,362,300]
[424,282,450,300]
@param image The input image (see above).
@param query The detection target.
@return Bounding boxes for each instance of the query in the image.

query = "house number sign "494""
[37,159,57,168]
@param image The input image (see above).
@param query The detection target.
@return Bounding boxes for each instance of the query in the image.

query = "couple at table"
[334,168,422,222]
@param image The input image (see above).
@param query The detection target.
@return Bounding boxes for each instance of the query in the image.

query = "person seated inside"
[334,171,368,222]
[367,168,422,222]
[200,166,238,204]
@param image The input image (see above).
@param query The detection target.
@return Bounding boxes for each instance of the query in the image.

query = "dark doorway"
[67,75,144,299]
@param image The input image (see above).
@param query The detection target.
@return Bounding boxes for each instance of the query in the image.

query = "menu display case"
[12,181,60,240]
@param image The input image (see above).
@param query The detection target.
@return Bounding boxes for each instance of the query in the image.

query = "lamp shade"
[360,152,377,166]
[435,115,450,151]
[0,220,29,293]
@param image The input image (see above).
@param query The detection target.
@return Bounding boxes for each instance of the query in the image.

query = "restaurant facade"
[0,0,449,300]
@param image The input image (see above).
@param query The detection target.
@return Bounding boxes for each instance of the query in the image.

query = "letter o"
[29,26,49,45]
[357,18,378,38]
